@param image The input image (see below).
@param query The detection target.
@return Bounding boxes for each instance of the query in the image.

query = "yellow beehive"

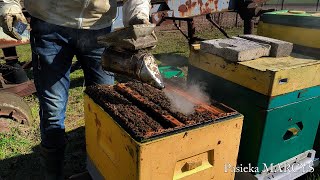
[257,10,320,50]
[84,94,243,180]
[258,22,320,50]
[189,49,320,96]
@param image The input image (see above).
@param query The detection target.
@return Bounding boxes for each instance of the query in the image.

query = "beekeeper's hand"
[123,0,157,43]
[123,0,151,27]
[129,15,158,42]
[128,15,150,26]
[0,1,27,40]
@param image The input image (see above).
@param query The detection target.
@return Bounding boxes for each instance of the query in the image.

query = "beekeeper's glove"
[122,0,157,42]
[123,0,151,26]
[0,0,27,40]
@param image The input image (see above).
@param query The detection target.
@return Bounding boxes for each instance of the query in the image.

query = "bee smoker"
[98,24,164,89]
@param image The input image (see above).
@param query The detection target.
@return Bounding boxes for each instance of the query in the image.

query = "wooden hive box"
[84,83,243,180]
[188,47,320,173]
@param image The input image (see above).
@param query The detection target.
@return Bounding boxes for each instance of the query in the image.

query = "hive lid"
[260,10,320,29]
[189,49,320,96]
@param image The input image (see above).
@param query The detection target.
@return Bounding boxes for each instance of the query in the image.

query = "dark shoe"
[40,145,65,180]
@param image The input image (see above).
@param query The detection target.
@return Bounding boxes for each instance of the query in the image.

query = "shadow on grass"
[0,126,87,180]
[70,76,85,90]
[154,53,188,67]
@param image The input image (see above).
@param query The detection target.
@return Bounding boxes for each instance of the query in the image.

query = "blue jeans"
[30,17,114,149]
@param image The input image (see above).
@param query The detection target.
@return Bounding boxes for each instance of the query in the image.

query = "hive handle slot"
[182,161,203,172]
[279,78,288,85]
[283,121,303,141]
[173,150,214,179]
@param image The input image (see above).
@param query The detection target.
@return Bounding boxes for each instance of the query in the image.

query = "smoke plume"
[164,82,210,115]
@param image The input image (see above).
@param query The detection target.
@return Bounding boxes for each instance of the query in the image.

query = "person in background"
[0,0,151,179]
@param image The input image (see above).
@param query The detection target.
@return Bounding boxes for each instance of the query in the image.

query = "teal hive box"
[258,10,320,158]
[188,48,320,173]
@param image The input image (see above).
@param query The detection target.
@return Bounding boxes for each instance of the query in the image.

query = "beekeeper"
[0,0,151,179]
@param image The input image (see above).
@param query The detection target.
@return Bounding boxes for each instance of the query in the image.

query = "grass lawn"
[0,27,319,179]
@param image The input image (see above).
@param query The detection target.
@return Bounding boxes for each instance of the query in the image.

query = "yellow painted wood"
[258,22,320,49]
[189,49,320,96]
[84,95,243,180]
[85,95,139,180]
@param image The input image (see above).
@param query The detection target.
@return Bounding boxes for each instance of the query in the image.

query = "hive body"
[188,49,320,173]
[257,11,320,158]
[84,83,243,179]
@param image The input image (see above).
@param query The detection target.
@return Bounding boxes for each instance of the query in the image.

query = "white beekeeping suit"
[0,0,21,14]
[123,0,151,26]
[0,0,151,39]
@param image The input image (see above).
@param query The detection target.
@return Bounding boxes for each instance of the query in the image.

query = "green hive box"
[258,10,320,58]
[258,9,320,158]
[188,49,320,173]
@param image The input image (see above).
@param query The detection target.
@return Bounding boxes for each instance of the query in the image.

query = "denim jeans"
[30,17,114,149]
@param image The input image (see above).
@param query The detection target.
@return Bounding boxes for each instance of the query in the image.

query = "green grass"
[153,28,244,57]
[0,27,319,179]
[15,45,32,62]
[0,128,31,159]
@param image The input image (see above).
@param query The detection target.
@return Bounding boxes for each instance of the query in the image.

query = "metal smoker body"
[98,24,165,89]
